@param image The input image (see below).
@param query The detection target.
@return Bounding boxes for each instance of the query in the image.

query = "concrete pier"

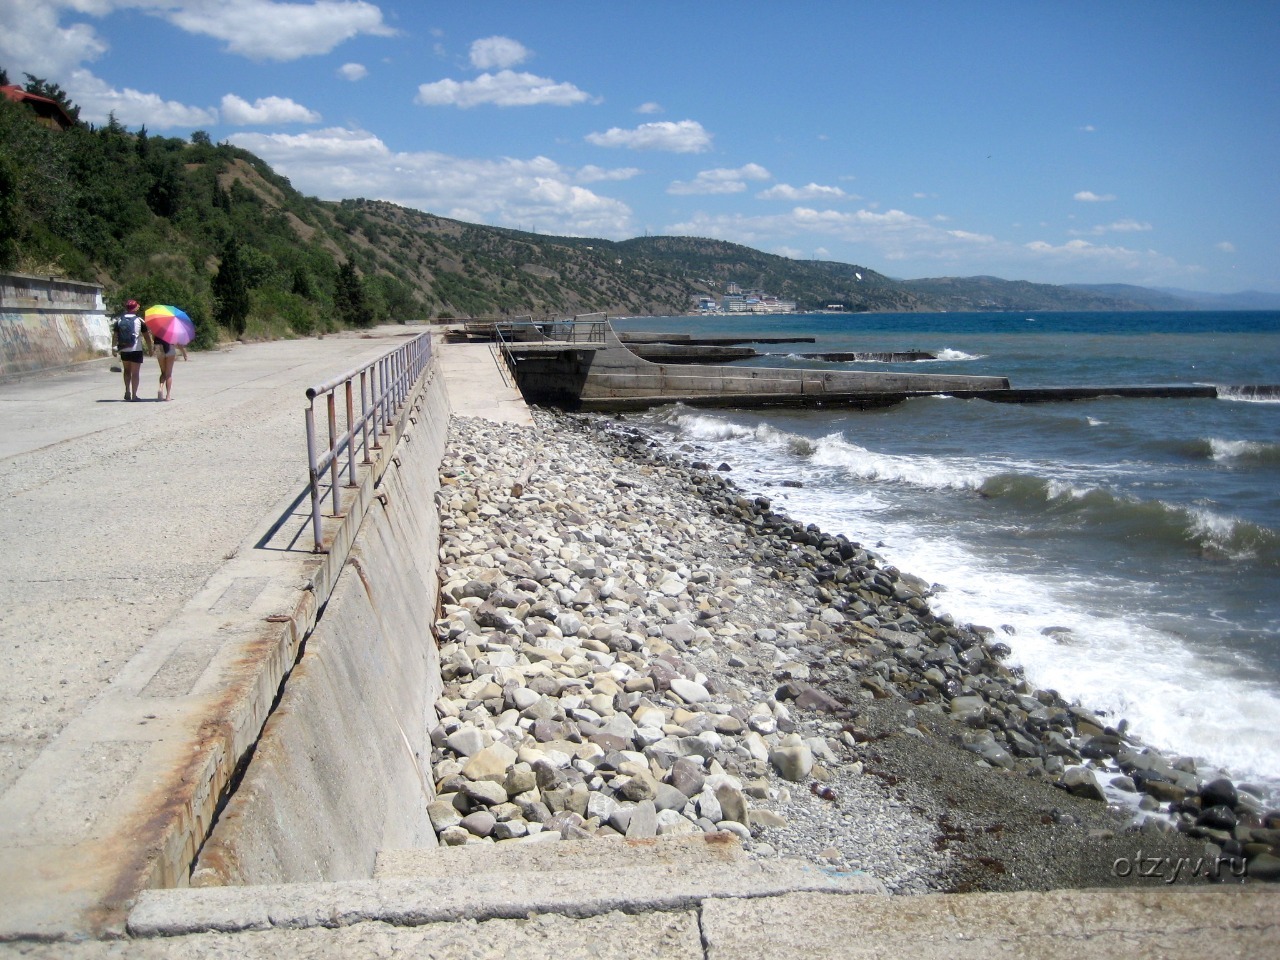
[500,320,1010,410]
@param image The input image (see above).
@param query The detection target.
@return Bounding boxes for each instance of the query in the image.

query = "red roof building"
[1,85,75,130]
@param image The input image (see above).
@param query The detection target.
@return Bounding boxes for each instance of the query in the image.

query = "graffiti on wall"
[0,273,108,378]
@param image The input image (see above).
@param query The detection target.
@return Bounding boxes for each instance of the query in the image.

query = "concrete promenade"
[0,329,1272,955]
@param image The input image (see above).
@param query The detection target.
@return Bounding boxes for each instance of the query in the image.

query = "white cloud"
[1216,241,1236,253]
[68,68,217,128]
[636,101,662,114]
[1074,190,1117,202]
[669,163,770,195]
[469,36,530,70]
[1079,124,1097,132]
[1103,218,1151,232]
[227,126,633,237]
[586,120,712,153]
[0,0,108,79]
[163,0,396,62]
[220,93,320,125]
[577,165,641,183]
[338,62,367,81]
[416,70,595,108]
[665,206,950,264]
[1069,218,1153,237]
[663,205,1190,285]
[1022,238,1181,278]
[757,182,851,202]
[0,2,389,124]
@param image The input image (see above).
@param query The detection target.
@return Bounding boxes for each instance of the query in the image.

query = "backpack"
[115,315,139,351]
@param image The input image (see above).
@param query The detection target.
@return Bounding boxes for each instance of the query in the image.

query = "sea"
[611,311,1280,802]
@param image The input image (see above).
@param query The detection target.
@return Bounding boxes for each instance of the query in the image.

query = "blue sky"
[3,1,1277,294]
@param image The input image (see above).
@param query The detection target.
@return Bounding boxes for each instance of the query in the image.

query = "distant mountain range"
[6,92,1274,322]
[1063,284,1280,311]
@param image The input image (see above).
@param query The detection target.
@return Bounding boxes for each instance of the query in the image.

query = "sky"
[2,1,1278,294]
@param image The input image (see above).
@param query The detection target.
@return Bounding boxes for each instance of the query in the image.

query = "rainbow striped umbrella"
[143,305,195,346]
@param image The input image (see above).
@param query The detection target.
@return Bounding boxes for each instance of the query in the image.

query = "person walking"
[153,332,180,400]
[111,299,152,401]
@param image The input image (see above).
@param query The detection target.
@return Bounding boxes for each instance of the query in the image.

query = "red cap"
[125,299,139,311]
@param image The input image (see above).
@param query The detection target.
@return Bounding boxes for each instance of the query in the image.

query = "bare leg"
[160,355,175,400]
[126,361,142,400]
[121,363,131,400]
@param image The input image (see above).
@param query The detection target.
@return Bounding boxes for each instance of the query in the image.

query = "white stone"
[670,678,710,704]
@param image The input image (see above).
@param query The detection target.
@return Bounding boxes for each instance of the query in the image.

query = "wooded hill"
[0,73,1191,347]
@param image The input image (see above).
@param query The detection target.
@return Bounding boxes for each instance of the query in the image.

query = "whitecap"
[1208,438,1266,460]
[931,348,985,362]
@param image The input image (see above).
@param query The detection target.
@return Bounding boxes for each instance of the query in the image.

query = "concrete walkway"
[0,327,447,938]
[0,330,1273,955]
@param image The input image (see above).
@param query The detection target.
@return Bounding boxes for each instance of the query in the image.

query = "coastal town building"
[697,283,798,314]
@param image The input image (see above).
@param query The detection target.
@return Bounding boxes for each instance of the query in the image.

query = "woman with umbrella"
[143,306,195,401]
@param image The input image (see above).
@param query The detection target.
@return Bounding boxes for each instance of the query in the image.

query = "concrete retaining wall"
[0,272,109,379]
[189,366,451,886]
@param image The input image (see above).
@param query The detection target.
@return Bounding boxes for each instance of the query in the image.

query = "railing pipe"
[303,332,431,552]
[305,404,324,551]
[326,391,341,516]
[359,369,372,463]
[344,379,357,487]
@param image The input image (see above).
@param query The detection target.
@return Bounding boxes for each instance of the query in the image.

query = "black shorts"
[120,350,144,363]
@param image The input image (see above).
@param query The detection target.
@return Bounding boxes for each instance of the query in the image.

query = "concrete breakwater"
[428,409,1279,890]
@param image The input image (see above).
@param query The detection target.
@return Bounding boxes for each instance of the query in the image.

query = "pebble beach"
[428,409,1280,891]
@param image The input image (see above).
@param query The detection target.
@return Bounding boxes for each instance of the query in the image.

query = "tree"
[212,236,250,335]
[146,160,182,218]
[22,74,80,122]
[334,260,369,327]
[0,151,20,269]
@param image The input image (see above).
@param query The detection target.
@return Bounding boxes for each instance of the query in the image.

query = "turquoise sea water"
[612,311,1280,796]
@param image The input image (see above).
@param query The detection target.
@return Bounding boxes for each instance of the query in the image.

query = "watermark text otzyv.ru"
[1111,849,1248,883]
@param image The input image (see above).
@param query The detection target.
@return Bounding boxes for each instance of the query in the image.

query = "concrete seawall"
[0,272,110,380]
[187,364,451,886]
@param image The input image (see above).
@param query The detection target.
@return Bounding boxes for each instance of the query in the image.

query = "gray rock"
[1200,777,1239,809]
[438,826,472,846]
[445,726,487,758]
[1061,766,1106,802]
[492,819,529,840]
[460,810,496,837]
[461,779,509,806]
[669,677,711,704]
[463,741,518,782]
[667,757,707,798]
[654,782,691,813]
[769,743,814,782]
[427,799,464,832]
[715,783,749,825]
[624,799,658,839]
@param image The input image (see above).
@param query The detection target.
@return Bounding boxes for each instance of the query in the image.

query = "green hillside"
[0,72,1190,348]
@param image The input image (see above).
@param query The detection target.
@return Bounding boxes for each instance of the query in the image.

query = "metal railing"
[488,315,607,385]
[492,314,609,345]
[304,332,432,552]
